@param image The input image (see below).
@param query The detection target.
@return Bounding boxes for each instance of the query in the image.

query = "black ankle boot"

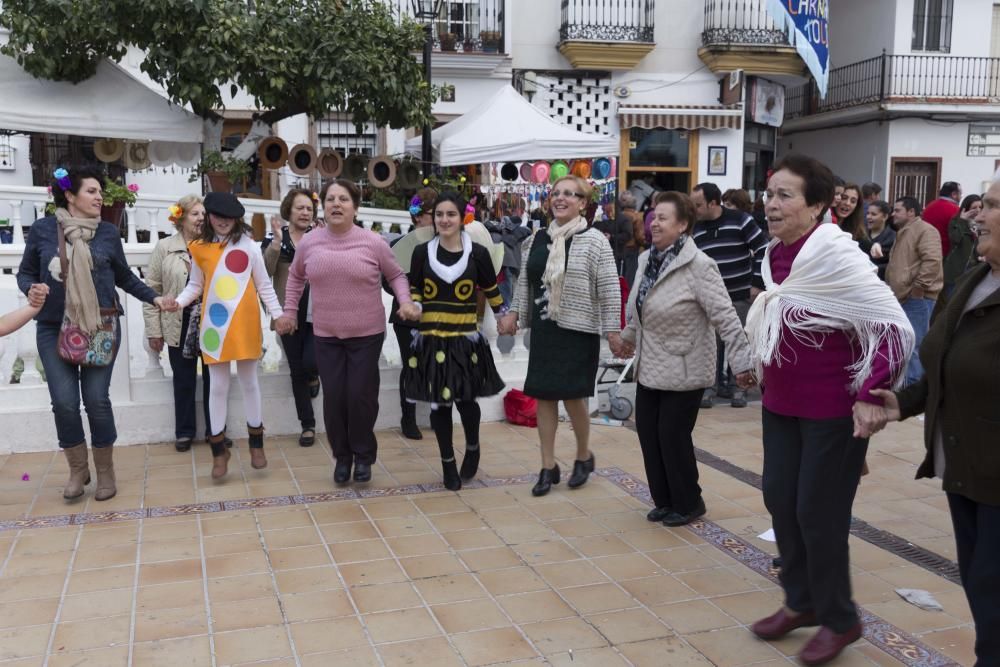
[334,459,352,485]
[400,402,422,440]
[442,458,462,491]
[460,445,480,480]
[567,453,595,489]
[531,464,560,497]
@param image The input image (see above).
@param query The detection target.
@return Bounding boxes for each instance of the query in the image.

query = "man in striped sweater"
[690,182,768,408]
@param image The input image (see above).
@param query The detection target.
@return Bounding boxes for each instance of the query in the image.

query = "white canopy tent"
[406,85,618,166]
[0,55,203,143]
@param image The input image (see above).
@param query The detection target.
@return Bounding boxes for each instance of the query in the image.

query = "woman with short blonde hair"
[500,175,621,496]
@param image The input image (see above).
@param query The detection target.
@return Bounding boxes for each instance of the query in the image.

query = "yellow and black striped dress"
[402,239,506,403]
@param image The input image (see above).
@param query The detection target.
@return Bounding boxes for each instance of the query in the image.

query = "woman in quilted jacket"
[617,191,753,527]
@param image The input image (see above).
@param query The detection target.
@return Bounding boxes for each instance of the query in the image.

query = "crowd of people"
[6,156,998,666]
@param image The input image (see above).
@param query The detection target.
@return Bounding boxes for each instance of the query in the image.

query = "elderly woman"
[871,178,1000,666]
[145,195,221,452]
[619,192,752,526]
[263,188,320,447]
[745,154,914,665]
[276,179,419,486]
[499,175,621,496]
[17,166,175,501]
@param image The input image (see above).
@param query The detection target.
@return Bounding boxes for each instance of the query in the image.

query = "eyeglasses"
[551,189,584,199]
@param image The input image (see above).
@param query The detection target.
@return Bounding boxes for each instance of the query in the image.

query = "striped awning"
[618,104,743,131]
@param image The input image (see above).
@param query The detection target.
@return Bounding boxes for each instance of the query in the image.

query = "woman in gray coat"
[617,192,753,526]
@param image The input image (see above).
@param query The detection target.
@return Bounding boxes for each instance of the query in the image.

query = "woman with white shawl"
[745,155,914,666]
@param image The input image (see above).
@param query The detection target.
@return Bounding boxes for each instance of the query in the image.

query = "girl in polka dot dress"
[176,193,283,479]
[402,192,506,490]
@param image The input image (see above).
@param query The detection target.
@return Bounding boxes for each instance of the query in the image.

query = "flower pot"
[439,34,457,52]
[206,171,233,193]
[481,40,500,53]
[101,202,126,230]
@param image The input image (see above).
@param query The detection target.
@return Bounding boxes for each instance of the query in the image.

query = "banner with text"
[766,0,830,98]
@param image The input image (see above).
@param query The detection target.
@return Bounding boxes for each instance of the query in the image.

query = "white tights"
[207,360,263,437]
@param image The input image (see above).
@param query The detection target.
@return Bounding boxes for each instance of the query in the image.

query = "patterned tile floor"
[0,406,976,666]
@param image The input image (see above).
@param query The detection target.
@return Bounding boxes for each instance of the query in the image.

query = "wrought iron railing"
[393,0,506,54]
[786,52,1000,118]
[702,0,790,47]
[559,0,655,43]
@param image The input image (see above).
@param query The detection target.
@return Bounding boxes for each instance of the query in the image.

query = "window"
[317,117,376,157]
[912,0,953,52]
[628,128,690,168]
[436,0,479,42]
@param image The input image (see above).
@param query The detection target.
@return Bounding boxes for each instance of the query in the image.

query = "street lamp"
[410,0,444,179]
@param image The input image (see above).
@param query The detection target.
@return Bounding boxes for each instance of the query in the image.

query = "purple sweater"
[283,224,412,339]
[761,227,892,419]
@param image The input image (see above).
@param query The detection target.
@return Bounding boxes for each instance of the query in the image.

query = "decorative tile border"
[0,466,963,666]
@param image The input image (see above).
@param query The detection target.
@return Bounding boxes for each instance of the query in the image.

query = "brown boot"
[248,424,267,469]
[92,446,117,501]
[62,442,91,500]
[209,432,231,479]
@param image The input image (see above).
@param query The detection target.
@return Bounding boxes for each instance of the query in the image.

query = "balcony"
[557,0,655,70]
[785,53,1000,120]
[393,0,506,54]
[699,0,806,78]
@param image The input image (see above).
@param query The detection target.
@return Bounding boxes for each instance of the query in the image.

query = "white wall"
[891,0,995,57]
[0,134,31,188]
[778,122,891,185]
[828,0,896,66]
[887,118,999,196]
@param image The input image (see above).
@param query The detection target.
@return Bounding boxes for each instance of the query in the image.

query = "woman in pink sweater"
[277,180,419,486]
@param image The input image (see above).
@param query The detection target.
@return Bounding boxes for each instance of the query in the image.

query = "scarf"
[745,222,915,392]
[635,235,687,318]
[541,216,588,322]
[53,208,102,333]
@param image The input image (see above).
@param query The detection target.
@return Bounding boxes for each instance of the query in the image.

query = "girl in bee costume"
[402,192,506,490]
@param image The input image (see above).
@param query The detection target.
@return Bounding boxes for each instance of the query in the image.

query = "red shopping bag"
[503,389,537,427]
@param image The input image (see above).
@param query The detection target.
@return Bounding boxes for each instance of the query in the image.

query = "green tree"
[0,0,435,151]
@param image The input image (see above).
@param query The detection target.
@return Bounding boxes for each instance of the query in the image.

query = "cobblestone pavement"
[0,404,973,666]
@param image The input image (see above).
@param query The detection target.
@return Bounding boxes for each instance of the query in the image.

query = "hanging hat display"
[531,161,550,184]
[519,162,533,182]
[368,156,397,188]
[397,159,422,189]
[500,162,518,182]
[570,159,592,179]
[342,153,369,181]
[258,137,289,170]
[148,141,176,167]
[317,149,343,179]
[549,160,569,182]
[175,143,200,165]
[287,143,317,175]
[93,138,125,163]
[124,142,152,171]
[592,157,612,180]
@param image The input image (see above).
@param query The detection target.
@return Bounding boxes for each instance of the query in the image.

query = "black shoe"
[567,453,595,489]
[716,385,734,399]
[400,418,423,440]
[442,458,462,491]
[224,437,233,448]
[299,429,315,447]
[700,389,715,409]
[772,557,783,569]
[662,498,707,527]
[730,390,748,408]
[353,461,372,483]
[459,446,480,481]
[334,459,352,485]
[531,464,561,497]
[309,377,320,399]
[175,437,193,453]
[646,506,673,522]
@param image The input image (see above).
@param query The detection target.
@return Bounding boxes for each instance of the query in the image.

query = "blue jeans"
[37,321,121,448]
[900,297,935,386]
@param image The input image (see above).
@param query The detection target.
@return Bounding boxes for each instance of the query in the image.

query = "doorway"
[889,157,941,205]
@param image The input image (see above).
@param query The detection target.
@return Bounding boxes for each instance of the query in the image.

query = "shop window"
[628,128,690,169]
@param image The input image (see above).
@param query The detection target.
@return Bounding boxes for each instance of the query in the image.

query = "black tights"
[429,401,481,461]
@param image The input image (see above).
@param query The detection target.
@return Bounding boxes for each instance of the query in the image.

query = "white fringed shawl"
[745,222,916,392]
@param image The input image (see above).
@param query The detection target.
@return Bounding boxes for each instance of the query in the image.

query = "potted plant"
[101,178,140,231]
[438,31,457,52]
[480,30,501,53]
[189,150,251,193]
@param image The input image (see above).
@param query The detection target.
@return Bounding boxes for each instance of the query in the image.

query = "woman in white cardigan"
[499,176,621,496]
[617,192,753,526]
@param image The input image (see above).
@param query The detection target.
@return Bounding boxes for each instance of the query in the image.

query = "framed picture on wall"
[707,146,727,176]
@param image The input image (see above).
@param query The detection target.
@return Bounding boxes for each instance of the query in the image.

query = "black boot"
[567,453,595,489]
[442,458,462,491]
[400,401,422,440]
[334,459,352,485]
[531,464,561,497]
[460,443,480,481]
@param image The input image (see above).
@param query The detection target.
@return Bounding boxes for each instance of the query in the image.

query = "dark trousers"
[279,322,317,430]
[634,385,704,513]
[393,323,417,419]
[714,298,751,391]
[762,408,868,633]
[167,307,212,440]
[37,321,120,448]
[315,332,384,465]
[947,492,1000,665]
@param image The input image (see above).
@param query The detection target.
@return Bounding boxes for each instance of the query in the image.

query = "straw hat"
[519,162,533,181]
[124,142,152,171]
[531,161,550,184]
[148,141,176,166]
[317,149,343,179]
[368,156,397,188]
[342,153,369,181]
[397,160,422,189]
[570,159,592,179]
[287,143,317,175]
[592,157,612,180]
[93,138,124,163]
[549,160,569,183]
[258,137,289,170]
[500,162,518,182]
